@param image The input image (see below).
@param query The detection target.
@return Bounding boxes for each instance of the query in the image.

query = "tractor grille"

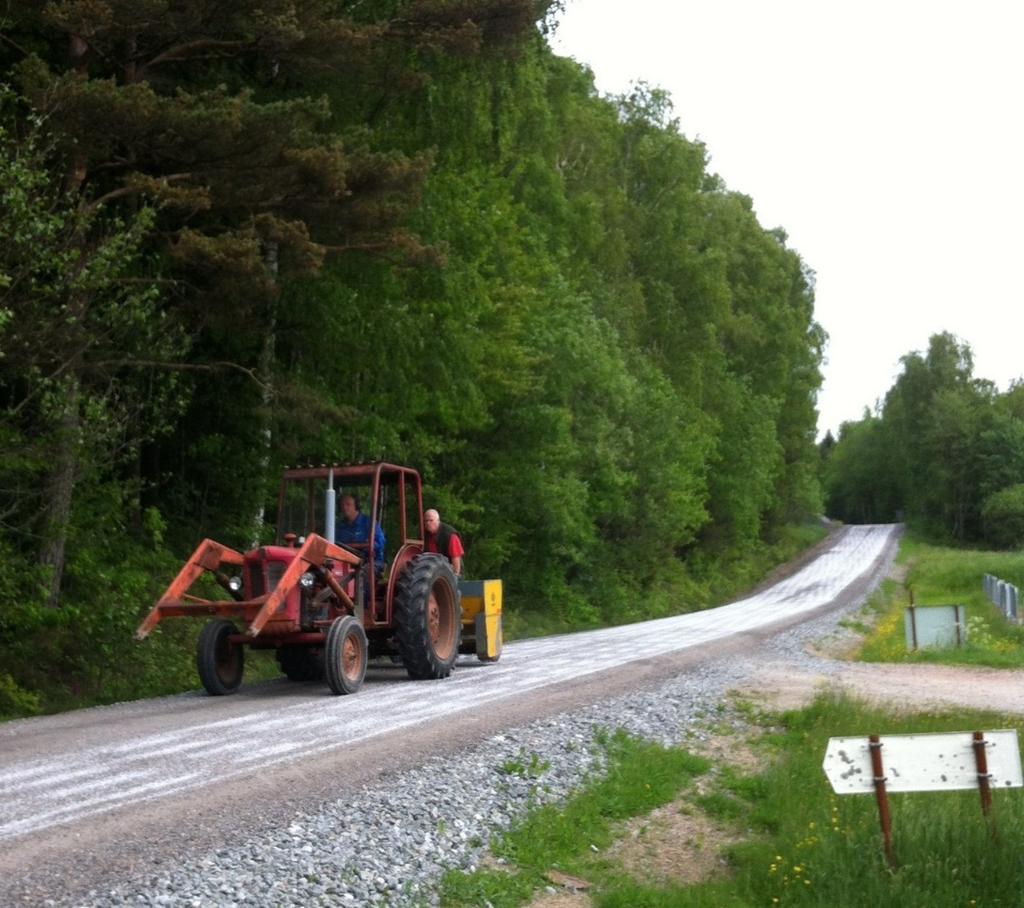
[267,562,286,591]
[247,560,288,598]
[246,563,264,598]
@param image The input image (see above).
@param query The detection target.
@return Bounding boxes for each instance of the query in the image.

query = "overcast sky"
[549,0,1024,438]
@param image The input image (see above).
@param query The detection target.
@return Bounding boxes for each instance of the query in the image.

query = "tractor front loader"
[136,531,367,695]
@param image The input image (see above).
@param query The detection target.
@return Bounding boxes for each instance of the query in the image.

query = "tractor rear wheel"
[394,555,461,680]
[196,619,245,696]
[325,616,367,695]
[276,645,324,682]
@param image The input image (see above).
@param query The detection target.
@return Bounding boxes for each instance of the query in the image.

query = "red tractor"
[135,462,502,696]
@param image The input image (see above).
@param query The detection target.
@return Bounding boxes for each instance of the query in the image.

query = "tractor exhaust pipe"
[325,468,336,543]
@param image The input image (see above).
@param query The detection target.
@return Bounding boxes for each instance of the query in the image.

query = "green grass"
[442,730,710,907]
[447,695,1024,907]
[720,695,1024,908]
[594,880,749,907]
[856,535,1024,668]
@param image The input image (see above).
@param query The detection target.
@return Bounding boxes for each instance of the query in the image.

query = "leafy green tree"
[923,384,994,540]
[981,484,1024,549]
[976,391,1024,500]
[824,332,1024,548]
[822,413,900,523]
[0,99,179,607]
[2,0,551,596]
[880,333,994,539]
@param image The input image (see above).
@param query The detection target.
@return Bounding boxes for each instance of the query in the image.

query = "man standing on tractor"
[424,509,464,577]
[338,493,386,575]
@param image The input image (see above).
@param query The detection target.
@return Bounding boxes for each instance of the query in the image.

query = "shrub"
[0,671,42,719]
[981,484,1024,549]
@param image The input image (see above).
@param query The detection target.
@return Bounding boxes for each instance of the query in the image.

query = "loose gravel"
[53,543,896,908]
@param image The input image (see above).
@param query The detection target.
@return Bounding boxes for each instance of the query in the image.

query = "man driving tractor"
[337,493,386,575]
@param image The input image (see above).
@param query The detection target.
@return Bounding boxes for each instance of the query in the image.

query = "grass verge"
[442,730,711,907]
[855,534,1024,668]
[444,694,1024,907]
[723,694,1024,908]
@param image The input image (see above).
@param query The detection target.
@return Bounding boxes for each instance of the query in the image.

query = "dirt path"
[738,659,1024,716]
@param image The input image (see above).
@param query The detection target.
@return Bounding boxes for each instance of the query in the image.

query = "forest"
[0,2,826,716]
[822,331,1024,549]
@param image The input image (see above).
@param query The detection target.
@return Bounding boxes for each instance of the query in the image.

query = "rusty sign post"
[867,735,895,866]
[823,730,1023,865]
[972,731,993,817]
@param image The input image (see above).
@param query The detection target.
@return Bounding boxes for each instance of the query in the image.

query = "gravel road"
[1,523,902,906]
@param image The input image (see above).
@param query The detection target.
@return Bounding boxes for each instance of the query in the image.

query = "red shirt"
[425,530,464,560]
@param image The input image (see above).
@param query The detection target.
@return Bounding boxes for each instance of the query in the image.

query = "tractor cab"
[274,463,426,627]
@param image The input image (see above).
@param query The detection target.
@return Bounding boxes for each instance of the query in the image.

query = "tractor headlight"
[227,575,243,593]
[299,571,316,590]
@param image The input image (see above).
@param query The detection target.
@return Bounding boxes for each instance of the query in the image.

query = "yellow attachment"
[458,579,503,661]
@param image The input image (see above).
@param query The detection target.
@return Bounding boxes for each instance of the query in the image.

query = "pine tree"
[2,0,550,603]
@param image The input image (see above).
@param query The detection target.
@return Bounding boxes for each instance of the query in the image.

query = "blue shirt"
[336,512,386,571]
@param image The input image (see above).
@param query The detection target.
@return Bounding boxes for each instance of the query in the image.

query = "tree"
[977,393,1024,500]
[879,333,994,538]
[0,100,179,606]
[981,484,1024,550]
[2,0,550,600]
[823,332,1024,544]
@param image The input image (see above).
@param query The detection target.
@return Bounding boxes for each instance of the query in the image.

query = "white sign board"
[823,730,1023,794]
[903,604,965,650]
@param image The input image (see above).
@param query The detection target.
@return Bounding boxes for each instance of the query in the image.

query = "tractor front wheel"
[394,555,461,680]
[196,619,245,696]
[325,616,368,695]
